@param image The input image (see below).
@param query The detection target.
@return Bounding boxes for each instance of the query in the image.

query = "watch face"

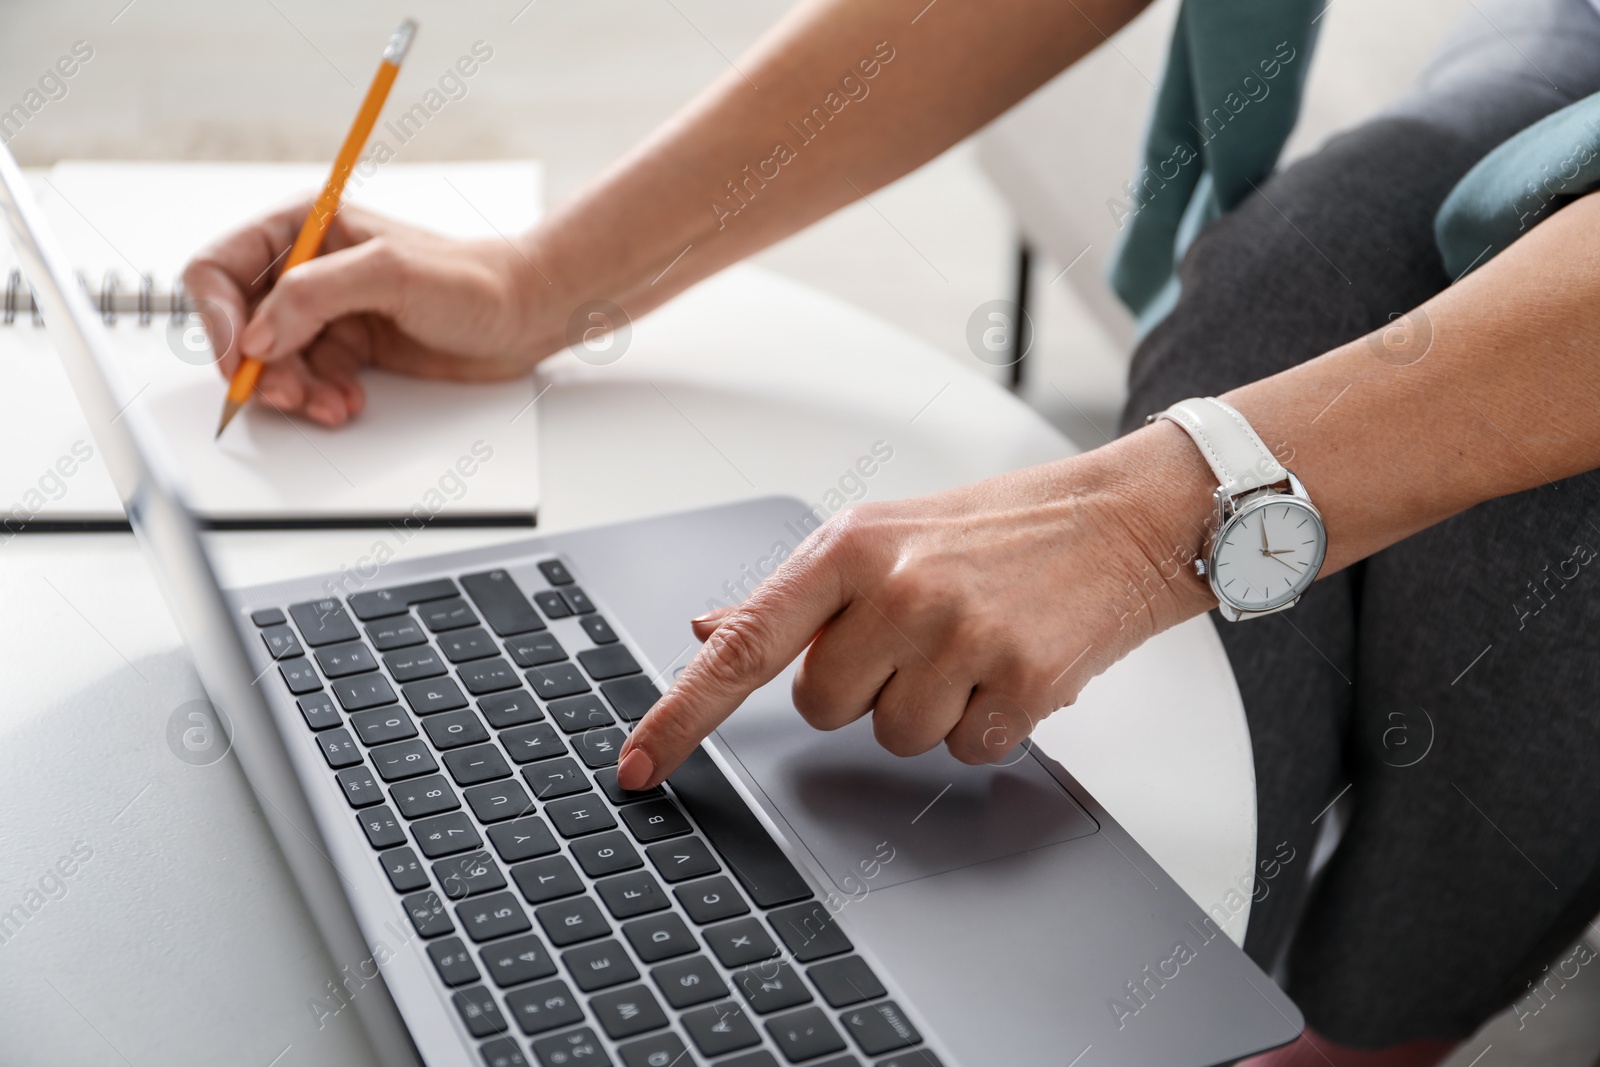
[1211,496,1327,613]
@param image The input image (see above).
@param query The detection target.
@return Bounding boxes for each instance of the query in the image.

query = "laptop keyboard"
[252,559,941,1067]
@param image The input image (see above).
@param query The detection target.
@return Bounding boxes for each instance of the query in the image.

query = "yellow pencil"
[216,18,417,438]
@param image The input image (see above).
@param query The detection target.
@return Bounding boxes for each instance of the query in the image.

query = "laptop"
[0,140,1302,1067]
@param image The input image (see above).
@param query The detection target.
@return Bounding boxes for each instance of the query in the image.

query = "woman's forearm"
[514,0,1150,353]
[1121,188,1600,624]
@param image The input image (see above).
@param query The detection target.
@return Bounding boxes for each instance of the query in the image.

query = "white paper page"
[0,161,543,525]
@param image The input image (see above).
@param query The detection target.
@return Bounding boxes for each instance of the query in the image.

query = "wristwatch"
[1149,396,1327,621]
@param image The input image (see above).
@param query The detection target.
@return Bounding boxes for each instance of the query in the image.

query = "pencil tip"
[215,399,243,440]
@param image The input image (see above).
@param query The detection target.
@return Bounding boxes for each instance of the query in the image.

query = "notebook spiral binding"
[4,268,190,328]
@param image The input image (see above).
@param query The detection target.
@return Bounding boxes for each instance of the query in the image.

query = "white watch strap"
[1156,396,1287,497]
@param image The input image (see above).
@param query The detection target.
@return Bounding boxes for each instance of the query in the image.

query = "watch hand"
[1267,553,1302,574]
[1268,548,1297,555]
[1260,515,1269,555]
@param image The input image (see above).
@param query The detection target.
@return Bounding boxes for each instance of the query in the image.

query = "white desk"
[0,266,1254,1066]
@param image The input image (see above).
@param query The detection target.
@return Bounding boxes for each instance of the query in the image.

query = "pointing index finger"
[616,538,851,790]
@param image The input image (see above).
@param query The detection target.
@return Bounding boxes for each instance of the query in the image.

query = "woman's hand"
[182,199,558,427]
[615,423,1221,790]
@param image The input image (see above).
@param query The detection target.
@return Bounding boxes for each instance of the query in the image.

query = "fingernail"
[691,611,719,624]
[240,319,273,358]
[617,748,654,791]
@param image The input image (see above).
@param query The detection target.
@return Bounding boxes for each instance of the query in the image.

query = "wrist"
[1085,419,1223,631]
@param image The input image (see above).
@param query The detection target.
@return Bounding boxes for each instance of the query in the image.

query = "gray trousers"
[1119,0,1600,1046]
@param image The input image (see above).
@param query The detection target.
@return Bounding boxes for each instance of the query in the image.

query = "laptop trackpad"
[713,679,1099,892]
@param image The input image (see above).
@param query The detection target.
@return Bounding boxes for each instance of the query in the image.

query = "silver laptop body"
[0,140,1301,1067]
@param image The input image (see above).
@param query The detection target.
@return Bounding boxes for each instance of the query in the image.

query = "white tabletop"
[0,265,1253,1066]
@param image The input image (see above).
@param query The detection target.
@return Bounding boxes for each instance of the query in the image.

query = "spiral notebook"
[0,160,544,529]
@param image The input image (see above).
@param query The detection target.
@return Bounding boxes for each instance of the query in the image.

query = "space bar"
[667,747,813,908]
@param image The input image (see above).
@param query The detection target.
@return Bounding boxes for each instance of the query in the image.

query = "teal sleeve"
[1436,91,1600,280]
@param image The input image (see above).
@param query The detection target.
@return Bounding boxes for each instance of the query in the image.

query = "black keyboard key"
[536,897,610,946]
[562,587,597,615]
[462,570,546,637]
[504,978,584,1035]
[349,578,459,621]
[370,738,437,781]
[367,615,425,651]
[538,559,574,586]
[439,626,500,663]
[768,1007,848,1061]
[261,624,303,659]
[616,1033,691,1067]
[676,876,749,924]
[480,690,543,729]
[335,764,384,808]
[403,889,454,938]
[839,1002,920,1056]
[420,596,479,633]
[458,891,532,943]
[570,832,642,878]
[289,598,359,646]
[704,918,779,967]
[315,641,378,678]
[403,676,468,715]
[527,663,589,700]
[563,938,639,992]
[580,615,618,645]
[466,779,535,823]
[413,811,483,858]
[251,607,285,627]
[279,658,322,695]
[523,758,590,800]
[453,985,510,1038]
[513,855,585,904]
[624,913,698,963]
[681,1001,761,1058]
[732,961,812,1014]
[591,984,668,1040]
[445,743,513,786]
[574,730,624,771]
[545,794,617,839]
[597,871,669,920]
[621,799,691,843]
[505,632,567,669]
[501,723,566,764]
[669,748,812,908]
[317,728,362,769]
[481,932,558,988]
[531,1027,612,1067]
[298,691,341,731]
[359,805,405,848]
[533,590,572,620]
[722,1053,781,1067]
[548,694,614,734]
[488,817,560,864]
[645,837,720,883]
[332,673,397,712]
[461,657,523,696]
[807,957,885,1008]
[600,676,661,723]
[652,956,726,1008]
[769,901,853,962]
[380,846,429,891]
[427,936,481,987]
[383,646,447,682]
[595,766,664,805]
[392,774,459,819]
[425,708,491,750]
[577,645,639,681]
[479,1037,531,1067]
[350,706,418,746]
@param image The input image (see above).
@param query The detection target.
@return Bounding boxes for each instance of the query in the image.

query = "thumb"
[690,605,737,642]
[240,238,405,362]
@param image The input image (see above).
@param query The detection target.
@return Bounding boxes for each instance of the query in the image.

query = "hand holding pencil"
[186,18,559,433]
